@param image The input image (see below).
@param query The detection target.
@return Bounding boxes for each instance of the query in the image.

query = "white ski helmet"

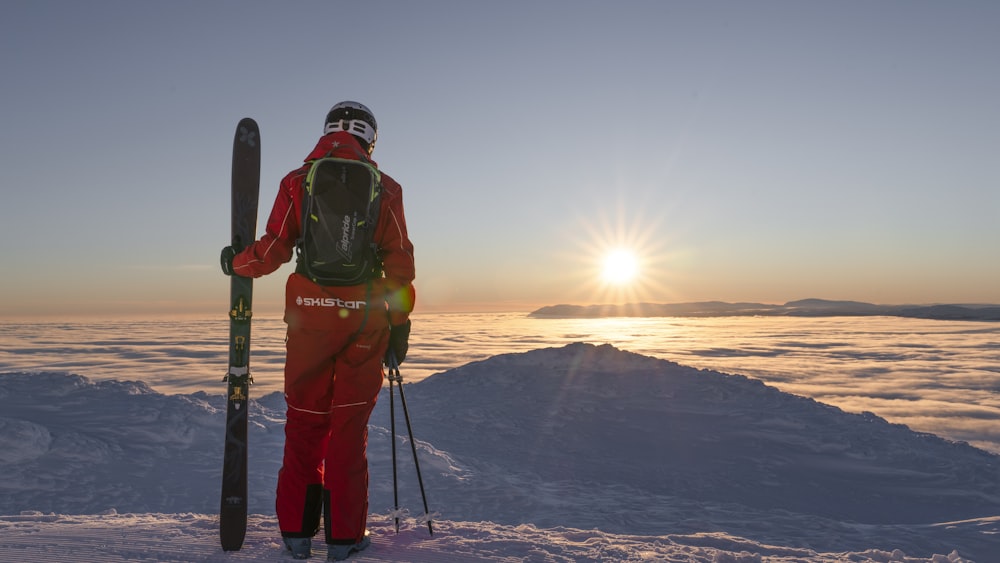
[324,101,378,154]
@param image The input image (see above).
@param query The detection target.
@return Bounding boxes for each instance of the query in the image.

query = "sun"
[601,249,639,285]
[554,188,684,306]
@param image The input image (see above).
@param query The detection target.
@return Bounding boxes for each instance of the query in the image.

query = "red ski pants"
[275,322,387,544]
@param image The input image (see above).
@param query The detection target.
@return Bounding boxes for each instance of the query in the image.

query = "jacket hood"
[304,131,377,166]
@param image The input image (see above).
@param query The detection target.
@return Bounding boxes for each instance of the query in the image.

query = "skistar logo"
[295,296,367,309]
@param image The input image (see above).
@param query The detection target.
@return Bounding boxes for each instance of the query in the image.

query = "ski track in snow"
[0,343,997,562]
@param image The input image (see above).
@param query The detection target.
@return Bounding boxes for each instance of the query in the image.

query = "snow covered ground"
[1,343,997,561]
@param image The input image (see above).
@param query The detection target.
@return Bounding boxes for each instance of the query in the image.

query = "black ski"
[220,117,260,551]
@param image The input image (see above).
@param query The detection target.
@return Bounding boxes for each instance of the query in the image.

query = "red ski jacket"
[232,132,415,328]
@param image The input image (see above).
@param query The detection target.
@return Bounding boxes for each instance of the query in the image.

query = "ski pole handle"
[386,350,403,383]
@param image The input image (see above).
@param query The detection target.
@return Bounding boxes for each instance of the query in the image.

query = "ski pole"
[388,367,400,533]
[387,351,434,536]
[389,371,399,534]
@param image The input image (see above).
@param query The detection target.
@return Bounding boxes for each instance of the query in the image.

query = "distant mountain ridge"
[530,298,1000,321]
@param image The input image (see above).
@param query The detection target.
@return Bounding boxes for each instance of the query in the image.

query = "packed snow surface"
[1,343,997,561]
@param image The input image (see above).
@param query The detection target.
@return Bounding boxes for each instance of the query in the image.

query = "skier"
[221,101,415,561]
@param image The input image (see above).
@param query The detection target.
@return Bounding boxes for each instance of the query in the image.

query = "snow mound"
[406,344,998,524]
[1,345,998,560]
[0,372,242,514]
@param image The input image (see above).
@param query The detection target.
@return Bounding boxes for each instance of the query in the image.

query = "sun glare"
[602,249,639,285]
[554,187,684,307]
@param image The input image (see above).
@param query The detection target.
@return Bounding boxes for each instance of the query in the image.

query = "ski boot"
[327,531,371,561]
[283,537,311,560]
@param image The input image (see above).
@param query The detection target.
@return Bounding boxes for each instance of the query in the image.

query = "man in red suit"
[222,101,415,561]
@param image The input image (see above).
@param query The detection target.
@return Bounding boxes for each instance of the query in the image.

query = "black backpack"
[295,157,383,286]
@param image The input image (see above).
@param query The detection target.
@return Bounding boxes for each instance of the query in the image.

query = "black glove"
[385,319,411,365]
[220,246,238,276]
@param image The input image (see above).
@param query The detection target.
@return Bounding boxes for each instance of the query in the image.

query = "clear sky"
[2,0,998,317]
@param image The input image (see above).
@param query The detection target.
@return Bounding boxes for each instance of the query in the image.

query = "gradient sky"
[2,1,998,317]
